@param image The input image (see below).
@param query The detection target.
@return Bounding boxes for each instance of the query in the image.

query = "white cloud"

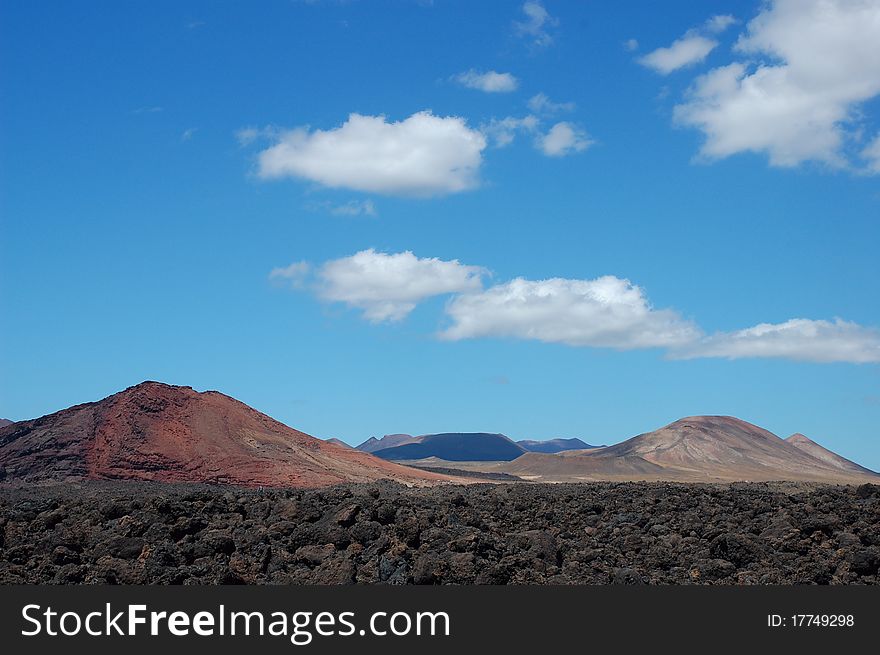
[537,122,592,156]
[181,127,197,142]
[675,319,880,364]
[441,276,701,349]
[317,249,486,322]
[255,111,487,197]
[514,1,558,48]
[269,261,312,288]
[624,38,639,52]
[639,35,717,74]
[638,14,736,75]
[481,115,539,147]
[442,281,880,363]
[527,93,575,115]
[284,249,880,364]
[673,0,880,168]
[861,134,880,174]
[455,70,519,93]
[705,14,737,34]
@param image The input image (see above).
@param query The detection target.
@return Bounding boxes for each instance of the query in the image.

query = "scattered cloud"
[673,0,880,168]
[316,249,486,322]
[675,319,880,364]
[624,38,639,52]
[180,127,198,142]
[704,14,737,34]
[280,249,880,364]
[639,35,718,74]
[527,93,575,115]
[133,106,163,115]
[441,276,701,349]
[454,69,519,93]
[638,13,736,75]
[481,115,539,147]
[537,122,592,156]
[254,111,486,197]
[480,96,586,155]
[186,20,206,30]
[269,261,312,289]
[514,1,558,48]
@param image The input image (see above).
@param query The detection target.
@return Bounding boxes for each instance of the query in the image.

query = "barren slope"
[0,382,448,488]
[472,417,879,484]
[785,433,876,476]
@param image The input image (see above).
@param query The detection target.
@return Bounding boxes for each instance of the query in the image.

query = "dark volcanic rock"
[0,480,878,585]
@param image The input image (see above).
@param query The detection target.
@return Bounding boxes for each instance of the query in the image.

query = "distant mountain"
[488,416,880,484]
[0,382,447,487]
[517,438,598,454]
[785,433,875,476]
[357,434,416,453]
[0,419,12,429]
[594,416,878,482]
[373,432,527,462]
[468,416,880,484]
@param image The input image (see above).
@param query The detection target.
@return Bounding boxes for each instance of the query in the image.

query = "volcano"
[596,416,871,481]
[0,382,448,488]
[491,416,880,483]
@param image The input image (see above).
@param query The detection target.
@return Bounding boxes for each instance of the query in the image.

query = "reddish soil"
[0,382,448,488]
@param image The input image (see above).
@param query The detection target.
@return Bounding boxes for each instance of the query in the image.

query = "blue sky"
[2,1,880,467]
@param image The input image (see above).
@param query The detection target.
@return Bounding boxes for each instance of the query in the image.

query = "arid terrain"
[0,382,446,487]
[1,480,878,585]
[3,382,877,487]
[392,417,880,485]
[2,381,879,586]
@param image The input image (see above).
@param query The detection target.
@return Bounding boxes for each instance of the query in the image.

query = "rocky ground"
[1,480,878,584]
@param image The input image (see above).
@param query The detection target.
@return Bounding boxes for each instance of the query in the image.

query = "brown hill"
[785,433,875,476]
[486,416,879,483]
[0,419,12,429]
[0,382,448,488]
[597,416,876,482]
